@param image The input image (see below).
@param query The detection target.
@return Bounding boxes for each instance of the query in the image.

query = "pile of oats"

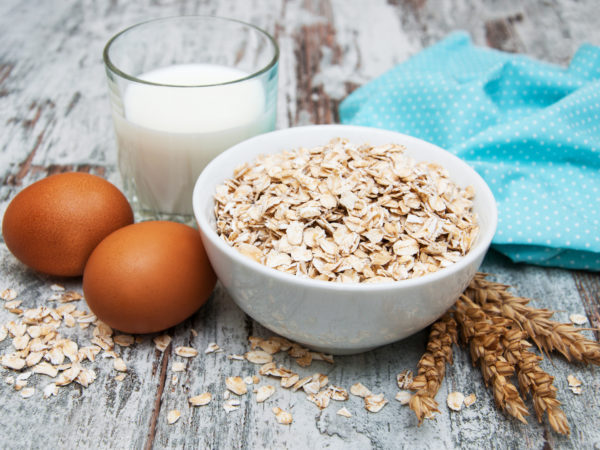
[214,138,479,282]
[0,285,137,399]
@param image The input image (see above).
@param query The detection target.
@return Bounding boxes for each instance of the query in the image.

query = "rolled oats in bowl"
[214,138,479,283]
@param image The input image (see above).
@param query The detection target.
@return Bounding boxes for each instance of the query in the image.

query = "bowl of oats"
[193,125,497,354]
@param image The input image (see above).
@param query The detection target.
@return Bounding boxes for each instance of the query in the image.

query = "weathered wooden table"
[1,1,598,448]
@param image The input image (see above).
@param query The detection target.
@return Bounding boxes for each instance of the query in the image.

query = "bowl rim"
[193,124,497,292]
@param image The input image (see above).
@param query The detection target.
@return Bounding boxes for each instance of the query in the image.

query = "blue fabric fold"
[339,32,600,271]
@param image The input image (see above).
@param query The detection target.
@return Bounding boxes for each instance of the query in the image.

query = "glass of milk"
[103,16,279,219]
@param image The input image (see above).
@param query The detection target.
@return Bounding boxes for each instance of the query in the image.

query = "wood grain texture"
[0,0,598,448]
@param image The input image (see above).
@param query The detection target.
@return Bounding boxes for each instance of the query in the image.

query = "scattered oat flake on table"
[75,368,97,387]
[328,386,349,401]
[273,407,293,425]
[447,392,465,411]
[311,352,334,364]
[7,321,27,337]
[32,362,59,378]
[228,354,245,361]
[223,399,241,413]
[17,371,32,382]
[1,288,17,301]
[569,314,587,325]
[288,344,308,359]
[245,350,273,364]
[463,393,476,407]
[77,313,97,324]
[0,325,7,342]
[303,379,321,395]
[20,387,35,399]
[364,393,388,413]
[63,313,76,328]
[43,383,58,398]
[167,410,181,424]
[102,350,119,359]
[226,376,248,395]
[350,382,372,398]
[292,375,313,392]
[115,374,127,382]
[281,374,299,389]
[270,366,296,379]
[259,362,277,375]
[58,291,83,303]
[172,362,186,372]
[395,391,412,405]
[256,338,282,355]
[171,375,179,385]
[205,342,221,354]
[153,335,172,352]
[55,365,82,386]
[295,352,313,367]
[337,407,352,418]
[307,390,332,410]
[175,346,198,358]
[114,334,135,347]
[62,340,79,362]
[570,386,583,395]
[4,300,22,310]
[256,385,276,403]
[248,336,263,350]
[189,392,212,406]
[567,374,582,387]
[50,284,65,292]
[13,334,30,350]
[1,354,26,370]
[113,358,127,372]
[94,321,113,337]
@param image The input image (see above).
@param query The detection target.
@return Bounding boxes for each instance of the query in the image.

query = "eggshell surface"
[82,221,216,334]
[2,172,133,276]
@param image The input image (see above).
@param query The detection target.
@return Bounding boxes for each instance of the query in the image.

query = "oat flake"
[167,410,181,424]
[189,392,212,406]
[215,138,478,283]
[447,392,465,411]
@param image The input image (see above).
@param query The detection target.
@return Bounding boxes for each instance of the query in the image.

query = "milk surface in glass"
[114,63,274,215]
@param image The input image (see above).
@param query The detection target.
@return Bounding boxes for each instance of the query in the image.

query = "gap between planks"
[145,345,171,450]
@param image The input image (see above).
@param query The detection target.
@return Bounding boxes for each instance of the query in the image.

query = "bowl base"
[302,343,378,356]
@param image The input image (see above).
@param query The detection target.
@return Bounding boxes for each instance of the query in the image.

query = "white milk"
[113,64,275,215]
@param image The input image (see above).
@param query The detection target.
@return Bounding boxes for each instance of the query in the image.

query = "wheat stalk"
[408,312,457,424]
[502,327,570,435]
[467,274,600,365]
[454,295,530,424]
[407,273,592,433]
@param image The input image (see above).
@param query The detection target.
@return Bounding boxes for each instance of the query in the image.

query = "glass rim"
[103,15,279,88]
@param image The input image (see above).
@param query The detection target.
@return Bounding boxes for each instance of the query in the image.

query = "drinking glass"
[103,16,279,219]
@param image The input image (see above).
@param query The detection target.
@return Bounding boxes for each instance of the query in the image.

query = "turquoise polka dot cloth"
[339,32,600,271]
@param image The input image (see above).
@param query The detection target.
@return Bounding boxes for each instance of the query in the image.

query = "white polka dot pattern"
[339,32,600,270]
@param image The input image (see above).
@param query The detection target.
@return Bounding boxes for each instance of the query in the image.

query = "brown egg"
[82,221,216,334]
[2,172,133,277]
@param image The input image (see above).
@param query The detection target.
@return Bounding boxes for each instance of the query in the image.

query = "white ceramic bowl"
[193,125,497,355]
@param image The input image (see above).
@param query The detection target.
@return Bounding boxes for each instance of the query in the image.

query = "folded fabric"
[339,32,600,271]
